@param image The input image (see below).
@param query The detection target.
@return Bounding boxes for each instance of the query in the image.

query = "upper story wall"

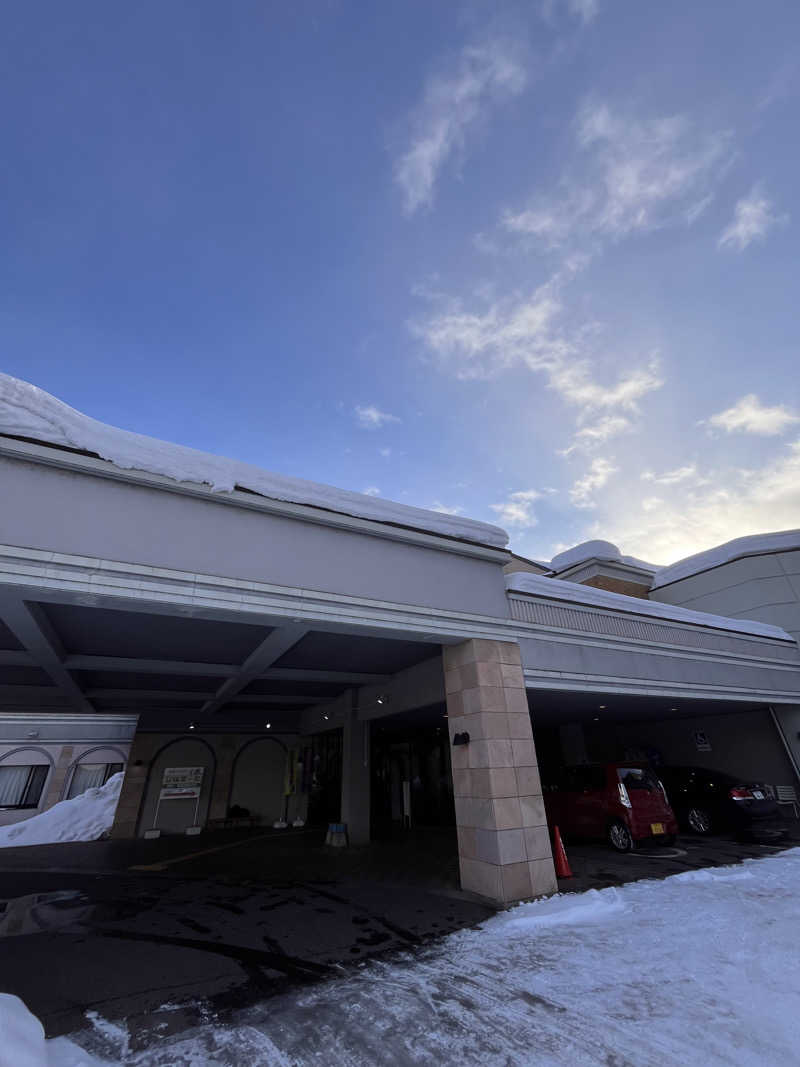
[0,451,512,620]
[651,550,800,645]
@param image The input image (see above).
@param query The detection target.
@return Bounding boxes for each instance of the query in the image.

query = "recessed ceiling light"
[376,696,384,705]
[598,705,606,710]
[265,722,271,729]
[188,722,197,731]
[323,714,330,721]
[593,716,600,722]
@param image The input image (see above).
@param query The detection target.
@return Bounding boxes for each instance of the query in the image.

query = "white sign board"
[160,766,204,800]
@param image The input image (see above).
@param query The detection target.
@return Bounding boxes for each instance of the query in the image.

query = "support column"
[208,738,236,823]
[341,693,371,845]
[445,639,557,904]
[110,733,152,839]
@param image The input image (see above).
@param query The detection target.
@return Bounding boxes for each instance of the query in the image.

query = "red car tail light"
[729,787,753,800]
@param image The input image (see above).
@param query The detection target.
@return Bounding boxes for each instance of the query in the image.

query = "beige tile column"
[110,733,157,839]
[444,638,557,904]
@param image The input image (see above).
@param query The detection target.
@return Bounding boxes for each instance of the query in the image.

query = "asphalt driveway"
[0,823,797,1048]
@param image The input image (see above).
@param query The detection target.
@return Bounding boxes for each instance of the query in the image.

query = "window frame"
[0,764,49,810]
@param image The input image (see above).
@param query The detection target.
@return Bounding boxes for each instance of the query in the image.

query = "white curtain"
[67,763,107,799]
[0,766,32,806]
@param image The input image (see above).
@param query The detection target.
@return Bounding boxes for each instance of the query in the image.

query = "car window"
[617,766,660,791]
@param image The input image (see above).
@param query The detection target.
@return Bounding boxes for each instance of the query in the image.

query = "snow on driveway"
[19,847,800,1066]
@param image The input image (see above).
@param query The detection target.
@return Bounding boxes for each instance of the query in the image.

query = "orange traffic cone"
[553,825,573,878]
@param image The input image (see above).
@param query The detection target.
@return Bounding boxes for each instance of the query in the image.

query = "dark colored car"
[544,763,678,852]
[657,765,789,842]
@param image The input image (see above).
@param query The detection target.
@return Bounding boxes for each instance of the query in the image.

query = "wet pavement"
[0,822,797,1045]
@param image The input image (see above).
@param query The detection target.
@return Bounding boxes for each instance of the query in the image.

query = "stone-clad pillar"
[444,639,557,904]
[341,693,371,845]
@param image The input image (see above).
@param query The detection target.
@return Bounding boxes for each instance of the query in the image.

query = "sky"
[1,1,799,567]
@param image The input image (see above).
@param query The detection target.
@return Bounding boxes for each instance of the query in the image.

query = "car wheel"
[608,820,634,852]
[686,807,712,834]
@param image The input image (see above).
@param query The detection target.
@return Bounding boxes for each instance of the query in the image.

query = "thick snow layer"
[0,373,507,549]
[653,528,800,589]
[506,571,794,641]
[550,539,657,574]
[0,773,122,848]
[40,847,800,1066]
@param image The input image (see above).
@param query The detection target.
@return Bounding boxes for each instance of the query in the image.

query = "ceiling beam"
[203,623,309,714]
[63,654,237,677]
[60,655,387,686]
[86,688,325,705]
[260,668,389,685]
[0,600,94,715]
[0,650,34,667]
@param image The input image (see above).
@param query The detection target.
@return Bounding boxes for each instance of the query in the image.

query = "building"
[2,372,799,904]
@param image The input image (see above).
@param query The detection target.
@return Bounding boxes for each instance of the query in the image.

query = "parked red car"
[544,763,679,852]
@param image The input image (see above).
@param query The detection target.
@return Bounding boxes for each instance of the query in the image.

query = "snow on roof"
[652,529,800,590]
[550,540,657,575]
[506,571,794,641]
[0,373,508,549]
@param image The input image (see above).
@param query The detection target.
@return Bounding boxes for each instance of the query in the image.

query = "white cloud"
[560,414,632,455]
[379,447,393,458]
[504,101,731,248]
[541,0,599,25]
[598,439,800,565]
[569,457,618,508]
[394,43,527,215]
[355,405,401,430]
[641,463,700,486]
[362,486,381,497]
[416,273,663,421]
[430,501,464,516]
[641,496,663,512]
[718,185,787,251]
[706,394,799,436]
[491,489,541,527]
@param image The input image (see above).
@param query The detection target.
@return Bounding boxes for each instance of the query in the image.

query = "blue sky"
[2,1,799,565]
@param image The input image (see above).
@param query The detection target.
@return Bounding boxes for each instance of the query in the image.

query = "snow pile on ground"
[0,773,123,849]
[0,373,507,549]
[0,995,108,1067]
[652,527,800,589]
[507,570,794,641]
[39,847,800,1066]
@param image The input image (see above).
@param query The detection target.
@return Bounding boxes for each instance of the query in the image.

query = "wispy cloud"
[641,463,701,486]
[491,489,541,527]
[540,0,599,25]
[569,457,618,507]
[362,485,381,497]
[718,185,787,251]
[597,439,800,565]
[705,393,800,435]
[560,414,632,455]
[394,43,527,215]
[504,101,731,249]
[430,501,464,516]
[355,404,401,429]
[416,270,663,431]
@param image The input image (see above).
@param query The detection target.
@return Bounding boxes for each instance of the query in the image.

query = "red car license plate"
[650,822,665,835]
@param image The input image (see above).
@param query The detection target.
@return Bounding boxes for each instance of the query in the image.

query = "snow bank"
[0,773,123,848]
[0,995,107,1067]
[652,528,800,589]
[550,539,657,574]
[506,570,794,641]
[46,847,800,1066]
[0,373,508,549]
